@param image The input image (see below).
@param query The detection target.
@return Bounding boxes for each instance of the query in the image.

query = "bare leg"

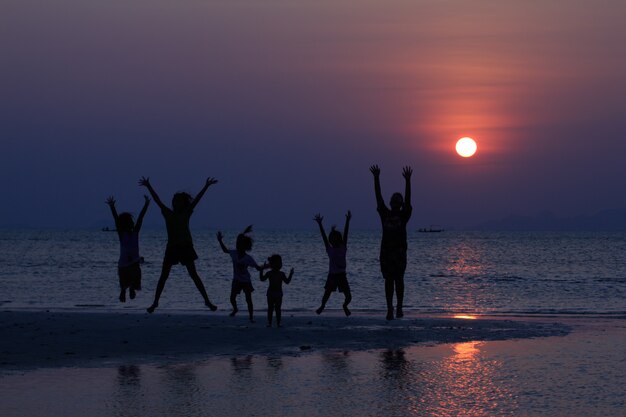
[343,290,352,316]
[119,288,127,303]
[276,298,283,327]
[147,261,173,313]
[396,277,405,318]
[245,291,254,322]
[185,262,217,311]
[385,279,395,320]
[316,290,332,315]
[230,291,238,316]
[267,297,273,327]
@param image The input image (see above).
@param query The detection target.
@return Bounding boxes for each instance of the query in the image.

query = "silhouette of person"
[139,176,218,313]
[314,211,352,316]
[260,254,294,327]
[106,195,150,302]
[370,165,413,320]
[217,226,266,323]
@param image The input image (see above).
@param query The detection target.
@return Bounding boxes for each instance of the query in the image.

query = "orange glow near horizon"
[453,314,478,320]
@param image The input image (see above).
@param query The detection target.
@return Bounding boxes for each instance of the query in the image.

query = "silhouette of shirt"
[118,231,140,267]
[326,246,347,274]
[229,250,259,283]
[263,270,289,296]
[378,205,412,252]
[162,208,193,246]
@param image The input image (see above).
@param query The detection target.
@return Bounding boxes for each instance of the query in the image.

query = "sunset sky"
[2,0,626,229]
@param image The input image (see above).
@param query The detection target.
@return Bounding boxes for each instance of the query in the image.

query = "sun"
[456,137,477,158]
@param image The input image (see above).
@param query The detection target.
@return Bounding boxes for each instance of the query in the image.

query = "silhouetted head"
[236,225,254,252]
[172,192,192,212]
[390,192,404,211]
[118,212,135,233]
[268,254,282,270]
[328,226,343,247]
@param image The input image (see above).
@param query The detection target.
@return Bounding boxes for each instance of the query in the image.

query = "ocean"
[1,229,625,316]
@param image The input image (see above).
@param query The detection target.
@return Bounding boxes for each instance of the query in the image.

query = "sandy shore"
[0,310,569,370]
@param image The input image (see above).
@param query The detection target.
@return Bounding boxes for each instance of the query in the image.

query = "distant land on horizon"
[469,208,626,232]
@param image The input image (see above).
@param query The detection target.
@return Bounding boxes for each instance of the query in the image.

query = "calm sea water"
[1,229,625,315]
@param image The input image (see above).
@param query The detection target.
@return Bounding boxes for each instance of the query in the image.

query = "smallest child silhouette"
[260,254,294,327]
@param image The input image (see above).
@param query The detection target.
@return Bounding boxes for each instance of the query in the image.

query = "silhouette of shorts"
[164,243,199,265]
[232,280,254,295]
[118,263,142,290]
[380,250,407,280]
[325,272,350,293]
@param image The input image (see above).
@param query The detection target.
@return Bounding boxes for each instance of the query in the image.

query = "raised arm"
[313,213,329,248]
[216,231,229,253]
[343,210,352,246]
[190,177,218,210]
[138,176,166,211]
[105,196,119,226]
[134,195,151,232]
[370,165,385,208]
[402,166,412,209]
[284,267,294,284]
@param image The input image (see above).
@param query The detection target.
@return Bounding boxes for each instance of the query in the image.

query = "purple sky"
[2,1,626,229]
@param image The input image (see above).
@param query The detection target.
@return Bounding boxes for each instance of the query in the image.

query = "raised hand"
[369,165,380,177]
[105,196,116,207]
[289,267,294,275]
[313,213,324,224]
[402,166,413,179]
[206,177,218,187]
[346,210,352,221]
[217,231,224,241]
[138,176,150,187]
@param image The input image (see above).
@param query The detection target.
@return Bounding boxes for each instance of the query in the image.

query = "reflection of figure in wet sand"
[114,365,142,417]
[106,195,150,302]
[139,176,218,313]
[314,211,352,316]
[370,165,413,320]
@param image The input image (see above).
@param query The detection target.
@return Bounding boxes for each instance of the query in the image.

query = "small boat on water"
[418,225,444,233]
[101,227,117,232]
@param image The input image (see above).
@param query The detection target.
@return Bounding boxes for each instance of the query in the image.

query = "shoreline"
[0,309,571,371]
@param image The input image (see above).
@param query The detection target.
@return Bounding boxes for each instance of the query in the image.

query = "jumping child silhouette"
[139,176,218,314]
[217,226,265,323]
[106,195,150,302]
[314,211,352,316]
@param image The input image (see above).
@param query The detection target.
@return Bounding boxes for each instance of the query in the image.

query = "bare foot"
[229,308,238,317]
[129,288,136,300]
[119,292,126,303]
[396,308,404,318]
[343,305,351,317]
[316,307,323,315]
[206,302,217,311]
[147,303,158,314]
[386,310,394,321]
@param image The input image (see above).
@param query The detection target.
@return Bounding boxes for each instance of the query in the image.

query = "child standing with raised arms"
[139,176,218,314]
[106,195,150,302]
[217,226,265,323]
[260,254,294,327]
[314,211,352,317]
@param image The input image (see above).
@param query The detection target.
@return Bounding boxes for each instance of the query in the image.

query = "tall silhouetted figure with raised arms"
[139,176,218,314]
[370,165,413,320]
[260,254,294,327]
[217,226,265,323]
[314,211,352,317]
[106,195,150,302]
